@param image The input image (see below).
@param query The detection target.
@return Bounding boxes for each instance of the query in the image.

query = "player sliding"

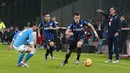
[61,12,99,66]
[38,12,59,60]
[8,21,37,67]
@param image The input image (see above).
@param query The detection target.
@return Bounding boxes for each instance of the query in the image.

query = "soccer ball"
[84,58,92,67]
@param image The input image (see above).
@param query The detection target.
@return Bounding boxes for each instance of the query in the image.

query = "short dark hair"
[29,21,36,27]
[44,12,51,16]
[109,6,116,10]
[73,12,80,17]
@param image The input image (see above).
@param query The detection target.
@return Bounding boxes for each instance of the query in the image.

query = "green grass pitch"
[0,45,130,73]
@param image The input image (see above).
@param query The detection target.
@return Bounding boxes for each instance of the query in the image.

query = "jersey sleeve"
[101,12,109,19]
[13,33,18,41]
[28,29,34,45]
[83,20,89,26]
[52,20,57,27]
[67,24,73,30]
[116,16,121,32]
[38,22,44,29]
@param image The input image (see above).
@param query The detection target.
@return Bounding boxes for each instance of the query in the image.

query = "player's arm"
[48,21,60,30]
[65,24,74,39]
[8,34,18,50]
[28,30,35,49]
[84,21,99,39]
[115,16,121,37]
[38,23,42,37]
[97,9,109,19]
[88,23,99,40]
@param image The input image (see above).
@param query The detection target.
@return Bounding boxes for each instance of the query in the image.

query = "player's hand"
[96,9,103,12]
[38,34,41,37]
[115,32,119,37]
[66,34,70,39]
[8,45,13,51]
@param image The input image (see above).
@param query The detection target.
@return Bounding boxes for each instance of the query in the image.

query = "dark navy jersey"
[101,12,121,36]
[39,20,57,40]
[68,20,88,40]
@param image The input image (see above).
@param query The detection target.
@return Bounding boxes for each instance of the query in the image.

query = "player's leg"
[49,41,55,59]
[13,45,25,66]
[44,39,50,60]
[22,45,36,67]
[17,53,25,66]
[76,40,83,65]
[113,37,119,63]
[61,40,76,66]
[105,37,113,63]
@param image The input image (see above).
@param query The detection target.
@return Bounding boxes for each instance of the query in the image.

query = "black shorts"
[68,40,78,50]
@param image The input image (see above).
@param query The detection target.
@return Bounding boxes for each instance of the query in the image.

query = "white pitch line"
[96,63,130,70]
[0,50,130,70]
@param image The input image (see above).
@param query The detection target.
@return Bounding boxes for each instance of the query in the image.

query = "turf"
[0,45,130,73]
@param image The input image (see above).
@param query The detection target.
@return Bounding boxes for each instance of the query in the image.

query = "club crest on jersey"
[80,24,83,27]
[50,23,53,25]
[73,26,76,28]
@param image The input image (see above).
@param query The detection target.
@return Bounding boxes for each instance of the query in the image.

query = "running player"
[61,12,99,66]
[38,12,59,60]
[8,21,37,67]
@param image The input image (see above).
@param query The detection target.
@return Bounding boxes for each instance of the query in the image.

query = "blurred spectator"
[52,16,60,51]
[120,16,128,54]
[7,27,14,44]
[85,28,94,43]
[94,20,104,39]
[14,26,20,35]
[52,16,58,25]
[96,39,103,54]
[0,18,6,43]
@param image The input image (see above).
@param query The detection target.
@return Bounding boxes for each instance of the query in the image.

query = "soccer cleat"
[21,62,29,67]
[61,61,68,66]
[75,60,79,65]
[105,59,112,63]
[16,63,23,67]
[50,56,55,60]
[112,60,119,63]
[44,54,47,60]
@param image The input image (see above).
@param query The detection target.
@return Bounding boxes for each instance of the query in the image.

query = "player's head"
[29,21,37,30]
[15,26,19,31]
[44,12,51,21]
[73,12,80,24]
[109,7,116,15]
[10,27,14,30]
[120,16,125,21]
[52,16,57,21]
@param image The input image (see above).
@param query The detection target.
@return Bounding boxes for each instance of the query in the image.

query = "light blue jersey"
[13,28,34,47]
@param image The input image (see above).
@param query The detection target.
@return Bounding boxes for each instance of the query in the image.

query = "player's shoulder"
[50,20,56,26]
[80,20,88,25]
[40,21,45,24]
[115,14,120,18]
[25,28,33,33]
[50,20,56,24]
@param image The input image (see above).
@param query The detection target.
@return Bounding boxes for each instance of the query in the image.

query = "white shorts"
[33,31,37,44]
[13,45,28,53]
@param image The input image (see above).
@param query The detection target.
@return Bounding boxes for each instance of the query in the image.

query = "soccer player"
[61,12,99,66]
[8,21,37,67]
[38,12,59,60]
